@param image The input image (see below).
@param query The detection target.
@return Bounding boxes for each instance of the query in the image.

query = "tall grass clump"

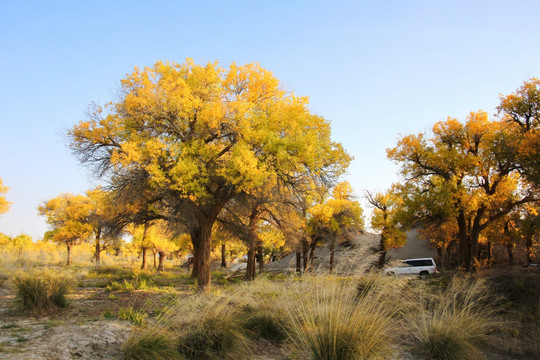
[279,276,398,360]
[174,292,251,359]
[123,328,182,360]
[12,272,73,312]
[235,278,290,343]
[122,287,254,360]
[407,276,497,360]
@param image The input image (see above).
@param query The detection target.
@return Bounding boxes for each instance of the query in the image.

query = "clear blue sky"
[1,1,539,238]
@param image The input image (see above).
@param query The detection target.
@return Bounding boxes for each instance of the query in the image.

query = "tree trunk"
[377,232,387,268]
[190,203,224,291]
[506,243,514,265]
[525,236,533,265]
[153,251,157,270]
[329,238,336,273]
[302,238,309,272]
[221,242,227,268]
[245,206,261,281]
[309,240,317,268]
[295,251,302,273]
[257,244,264,274]
[469,211,484,266]
[457,211,470,269]
[66,243,72,266]
[141,247,148,270]
[157,251,165,272]
[245,246,257,280]
[94,227,102,265]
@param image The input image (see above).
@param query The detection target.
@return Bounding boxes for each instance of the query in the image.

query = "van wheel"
[419,271,429,279]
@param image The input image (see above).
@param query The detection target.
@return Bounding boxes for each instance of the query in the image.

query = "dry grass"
[277,275,399,360]
[123,328,182,360]
[11,271,74,312]
[406,276,498,360]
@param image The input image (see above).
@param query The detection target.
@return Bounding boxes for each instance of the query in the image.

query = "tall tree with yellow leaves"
[308,182,364,273]
[366,190,407,268]
[389,111,538,269]
[69,60,350,289]
[38,194,94,265]
[0,178,11,215]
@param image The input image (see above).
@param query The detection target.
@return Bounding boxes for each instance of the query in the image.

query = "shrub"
[123,329,182,360]
[12,272,73,312]
[175,294,251,360]
[243,310,288,343]
[408,277,497,360]
[178,316,247,359]
[280,276,397,360]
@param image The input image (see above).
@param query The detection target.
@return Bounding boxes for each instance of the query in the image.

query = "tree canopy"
[69,59,351,289]
[38,193,94,265]
[388,103,538,268]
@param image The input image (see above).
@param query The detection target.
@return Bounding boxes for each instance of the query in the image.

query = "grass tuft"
[408,277,497,360]
[118,306,148,327]
[280,276,397,360]
[123,329,182,360]
[12,272,73,312]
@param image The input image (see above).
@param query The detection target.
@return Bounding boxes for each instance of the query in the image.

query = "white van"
[384,258,438,277]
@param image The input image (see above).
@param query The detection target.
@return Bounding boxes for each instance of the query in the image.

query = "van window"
[405,259,433,267]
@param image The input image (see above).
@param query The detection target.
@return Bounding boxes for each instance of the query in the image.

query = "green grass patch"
[118,306,148,327]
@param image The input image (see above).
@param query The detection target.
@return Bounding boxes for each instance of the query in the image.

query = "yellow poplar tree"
[308,181,364,272]
[38,194,94,265]
[69,59,350,289]
[388,111,538,269]
[366,190,407,268]
[0,178,11,215]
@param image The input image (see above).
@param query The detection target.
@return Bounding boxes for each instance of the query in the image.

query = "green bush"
[12,272,73,312]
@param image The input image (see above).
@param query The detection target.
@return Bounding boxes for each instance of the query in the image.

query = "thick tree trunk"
[221,243,227,268]
[66,244,72,266]
[469,211,484,265]
[157,251,165,272]
[457,211,470,269]
[94,227,102,265]
[141,247,148,270]
[295,251,302,273]
[190,218,213,290]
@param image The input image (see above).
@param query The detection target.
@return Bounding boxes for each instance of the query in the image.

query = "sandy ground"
[0,286,146,360]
